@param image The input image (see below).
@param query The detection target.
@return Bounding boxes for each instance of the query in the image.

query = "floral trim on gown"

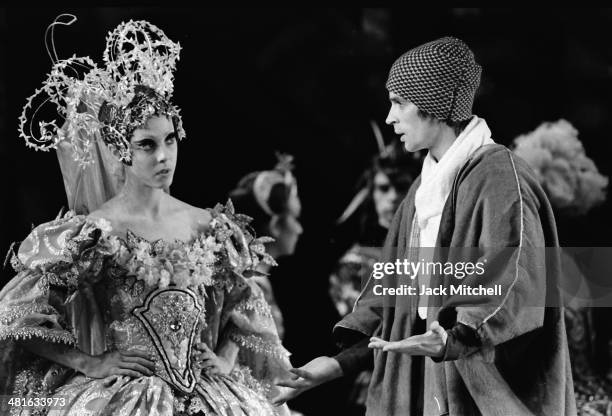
[0,201,291,415]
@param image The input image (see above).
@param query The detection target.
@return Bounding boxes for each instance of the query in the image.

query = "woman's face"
[127,115,177,189]
[272,192,303,257]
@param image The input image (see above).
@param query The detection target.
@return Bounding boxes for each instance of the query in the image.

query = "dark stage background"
[1,8,612,415]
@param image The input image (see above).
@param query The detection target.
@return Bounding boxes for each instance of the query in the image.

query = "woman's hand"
[82,350,156,379]
[193,342,234,375]
[272,356,343,405]
[368,320,448,357]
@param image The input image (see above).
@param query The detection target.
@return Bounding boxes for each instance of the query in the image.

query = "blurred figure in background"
[229,154,305,416]
[229,154,303,341]
[329,140,421,414]
[513,119,610,415]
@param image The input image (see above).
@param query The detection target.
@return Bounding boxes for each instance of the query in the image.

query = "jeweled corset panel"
[109,286,204,394]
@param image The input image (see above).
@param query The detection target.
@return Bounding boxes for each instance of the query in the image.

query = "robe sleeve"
[441,150,553,357]
[333,336,373,377]
[432,324,481,362]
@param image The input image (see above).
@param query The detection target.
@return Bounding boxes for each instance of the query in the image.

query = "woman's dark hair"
[229,172,294,236]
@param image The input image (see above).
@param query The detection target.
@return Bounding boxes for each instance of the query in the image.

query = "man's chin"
[402,140,424,154]
[378,215,393,229]
[401,137,415,152]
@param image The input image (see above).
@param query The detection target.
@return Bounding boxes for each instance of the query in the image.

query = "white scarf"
[415,116,495,318]
[415,116,495,247]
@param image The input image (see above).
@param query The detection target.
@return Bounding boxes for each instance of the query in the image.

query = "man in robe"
[273,36,576,416]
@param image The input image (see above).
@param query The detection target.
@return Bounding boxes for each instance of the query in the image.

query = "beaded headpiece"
[19,14,186,167]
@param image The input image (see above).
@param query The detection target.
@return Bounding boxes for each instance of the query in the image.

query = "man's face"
[372,170,413,229]
[385,92,441,153]
[372,172,399,229]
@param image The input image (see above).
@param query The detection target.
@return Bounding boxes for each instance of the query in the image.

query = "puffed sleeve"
[225,278,293,397]
[208,201,292,404]
[0,212,113,395]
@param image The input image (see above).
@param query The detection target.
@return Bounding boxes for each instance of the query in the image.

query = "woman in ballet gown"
[0,16,291,416]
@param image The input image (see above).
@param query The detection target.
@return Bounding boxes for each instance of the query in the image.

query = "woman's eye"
[166,136,176,145]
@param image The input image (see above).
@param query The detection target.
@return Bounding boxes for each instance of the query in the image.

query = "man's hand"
[271,356,343,405]
[368,321,448,357]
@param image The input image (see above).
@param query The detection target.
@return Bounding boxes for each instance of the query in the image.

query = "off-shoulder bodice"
[1,202,290,409]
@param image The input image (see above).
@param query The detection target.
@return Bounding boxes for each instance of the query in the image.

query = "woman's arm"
[20,340,90,373]
[20,339,156,379]
[216,338,239,369]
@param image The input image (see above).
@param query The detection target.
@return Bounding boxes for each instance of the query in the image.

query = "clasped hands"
[271,321,447,406]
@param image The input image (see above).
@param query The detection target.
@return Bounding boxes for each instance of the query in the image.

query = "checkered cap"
[386,36,481,122]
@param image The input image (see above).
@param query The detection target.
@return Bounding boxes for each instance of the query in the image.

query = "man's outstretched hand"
[368,321,448,357]
[272,356,343,406]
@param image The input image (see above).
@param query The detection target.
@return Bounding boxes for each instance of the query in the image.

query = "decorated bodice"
[8,201,281,395]
[98,231,234,394]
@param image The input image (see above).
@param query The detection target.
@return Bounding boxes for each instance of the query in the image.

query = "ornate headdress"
[252,153,298,216]
[19,14,186,167]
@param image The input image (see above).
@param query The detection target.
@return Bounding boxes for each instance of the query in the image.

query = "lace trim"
[230,364,270,399]
[234,297,273,320]
[0,327,76,345]
[0,303,58,325]
[229,332,290,362]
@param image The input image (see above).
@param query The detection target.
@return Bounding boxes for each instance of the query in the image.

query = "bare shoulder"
[167,195,212,230]
[87,198,119,223]
[190,206,212,228]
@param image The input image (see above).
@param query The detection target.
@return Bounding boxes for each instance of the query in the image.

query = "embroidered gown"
[0,203,291,415]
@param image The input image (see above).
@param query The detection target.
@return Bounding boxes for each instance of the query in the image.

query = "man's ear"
[268,215,282,238]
